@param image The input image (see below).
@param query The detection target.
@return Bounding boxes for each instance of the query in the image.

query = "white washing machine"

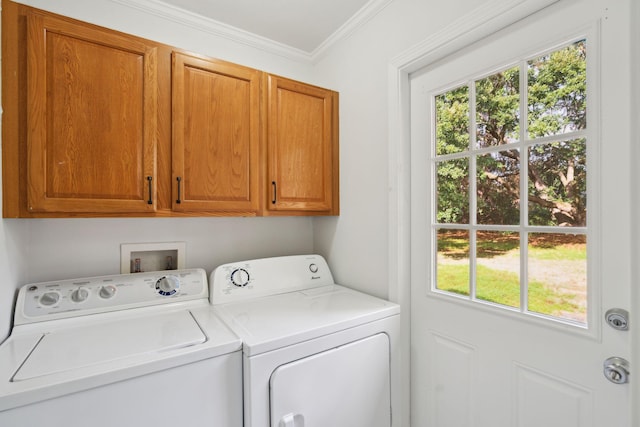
[210,254,401,427]
[0,268,243,427]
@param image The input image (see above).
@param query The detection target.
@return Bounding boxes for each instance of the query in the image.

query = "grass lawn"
[437,264,584,316]
[437,231,587,320]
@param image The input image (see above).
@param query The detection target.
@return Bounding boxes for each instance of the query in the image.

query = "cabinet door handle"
[272,181,277,204]
[176,176,182,204]
[146,176,153,205]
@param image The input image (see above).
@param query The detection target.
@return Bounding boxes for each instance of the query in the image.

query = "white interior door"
[409,1,631,426]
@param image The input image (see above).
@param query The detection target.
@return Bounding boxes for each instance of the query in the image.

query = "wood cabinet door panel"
[172,52,260,213]
[27,13,157,213]
[267,75,335,212]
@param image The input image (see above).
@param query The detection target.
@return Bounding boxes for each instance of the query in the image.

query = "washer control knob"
[70,287,89,303]
[39,291,60,306]
[230,268,250,287]
[156,275,180,296]
[99,285,117,299]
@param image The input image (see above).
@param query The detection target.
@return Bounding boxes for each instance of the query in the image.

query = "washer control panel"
[16,268,208,325]
[209,254,335,304]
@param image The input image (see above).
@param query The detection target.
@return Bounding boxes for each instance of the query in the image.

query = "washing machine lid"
[215,284,399,356]
[13,310,205,381]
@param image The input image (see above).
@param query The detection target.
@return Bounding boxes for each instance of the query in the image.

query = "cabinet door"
[27,13,157,213]
[172,52,261,214]
[266,75,338,214]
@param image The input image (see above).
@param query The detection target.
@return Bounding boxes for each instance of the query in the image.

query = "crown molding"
[390,0,560,71]
[110,0,394,64]
[109,0,312,62]
[311,0,395,62]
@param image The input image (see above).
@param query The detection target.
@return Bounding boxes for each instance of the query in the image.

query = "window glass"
[436,229,470,295]
[436,158,469,224]
[432,40,587,325]
[476,231,520,308]
[528,233,587,323]
[528,139,586,227]
[476,150,520,225]
[436,86,470,155]
[528,41,586,138]
[476,66,520,147]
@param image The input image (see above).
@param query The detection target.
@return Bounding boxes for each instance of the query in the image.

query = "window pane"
[528,139,586,226]
[429,40,589,327]
[527,233,587,323]
[436,158,469,224]
[435,86,470,155]
[528,40,586,138]
[436,229,469,296]
[476,231,520,308]
[476,66,520,148]
[477,150,520,225]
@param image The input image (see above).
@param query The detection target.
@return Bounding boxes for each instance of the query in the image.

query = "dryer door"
[269,333,391,427]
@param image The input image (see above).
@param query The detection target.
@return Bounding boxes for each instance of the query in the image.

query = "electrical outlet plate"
[120,242,186,274]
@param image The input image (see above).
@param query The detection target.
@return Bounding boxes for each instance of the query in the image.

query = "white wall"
[313,0,488,298]
[20,217,314,283]
[0,0,321,342]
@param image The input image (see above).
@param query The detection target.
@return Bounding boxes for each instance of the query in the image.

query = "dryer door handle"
[278,413,304,427]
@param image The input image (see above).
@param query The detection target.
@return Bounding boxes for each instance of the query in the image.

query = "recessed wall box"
[120,242,186,273]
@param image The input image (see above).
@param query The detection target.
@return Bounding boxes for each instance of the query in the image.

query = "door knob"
[603,357,630,384]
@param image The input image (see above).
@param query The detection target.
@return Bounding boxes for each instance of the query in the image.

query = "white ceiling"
[149,0,380,54]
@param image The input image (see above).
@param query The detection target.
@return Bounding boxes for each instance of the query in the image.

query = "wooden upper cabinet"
[26,12,158,213]
[3,2,338,217]
[265,74,339,215]
[171,52,261,214]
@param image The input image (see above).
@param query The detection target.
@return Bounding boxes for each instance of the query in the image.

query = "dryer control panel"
[15,269,208,325]
[209,254,335,304]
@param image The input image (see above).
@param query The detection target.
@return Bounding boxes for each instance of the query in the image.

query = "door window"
[432,40,588,324]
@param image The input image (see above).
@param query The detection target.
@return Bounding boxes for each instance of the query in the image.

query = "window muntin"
[432,40,587,325]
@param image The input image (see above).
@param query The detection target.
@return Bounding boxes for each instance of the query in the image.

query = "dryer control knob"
[70,287,89,303]
[155,275,180,296]
[230,268,250,287]
[99,285,117,299]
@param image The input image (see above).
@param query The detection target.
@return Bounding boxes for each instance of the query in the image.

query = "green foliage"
[436,87,470,155]
[436,159,469,223]
[476,66,520,147]
[434,40,587,226]
[476,151,520,225]
[528,41,586,136]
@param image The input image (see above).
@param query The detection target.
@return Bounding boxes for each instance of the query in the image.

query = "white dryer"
[0,268,242,427]
[210,254,401,427]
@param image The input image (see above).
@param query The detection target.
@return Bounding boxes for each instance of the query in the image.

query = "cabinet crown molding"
[109,0,394,63]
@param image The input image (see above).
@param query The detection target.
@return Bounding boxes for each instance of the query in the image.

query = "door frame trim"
[631,0,640,422]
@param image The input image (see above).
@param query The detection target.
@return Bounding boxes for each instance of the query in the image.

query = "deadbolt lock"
[605,308,629,331]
